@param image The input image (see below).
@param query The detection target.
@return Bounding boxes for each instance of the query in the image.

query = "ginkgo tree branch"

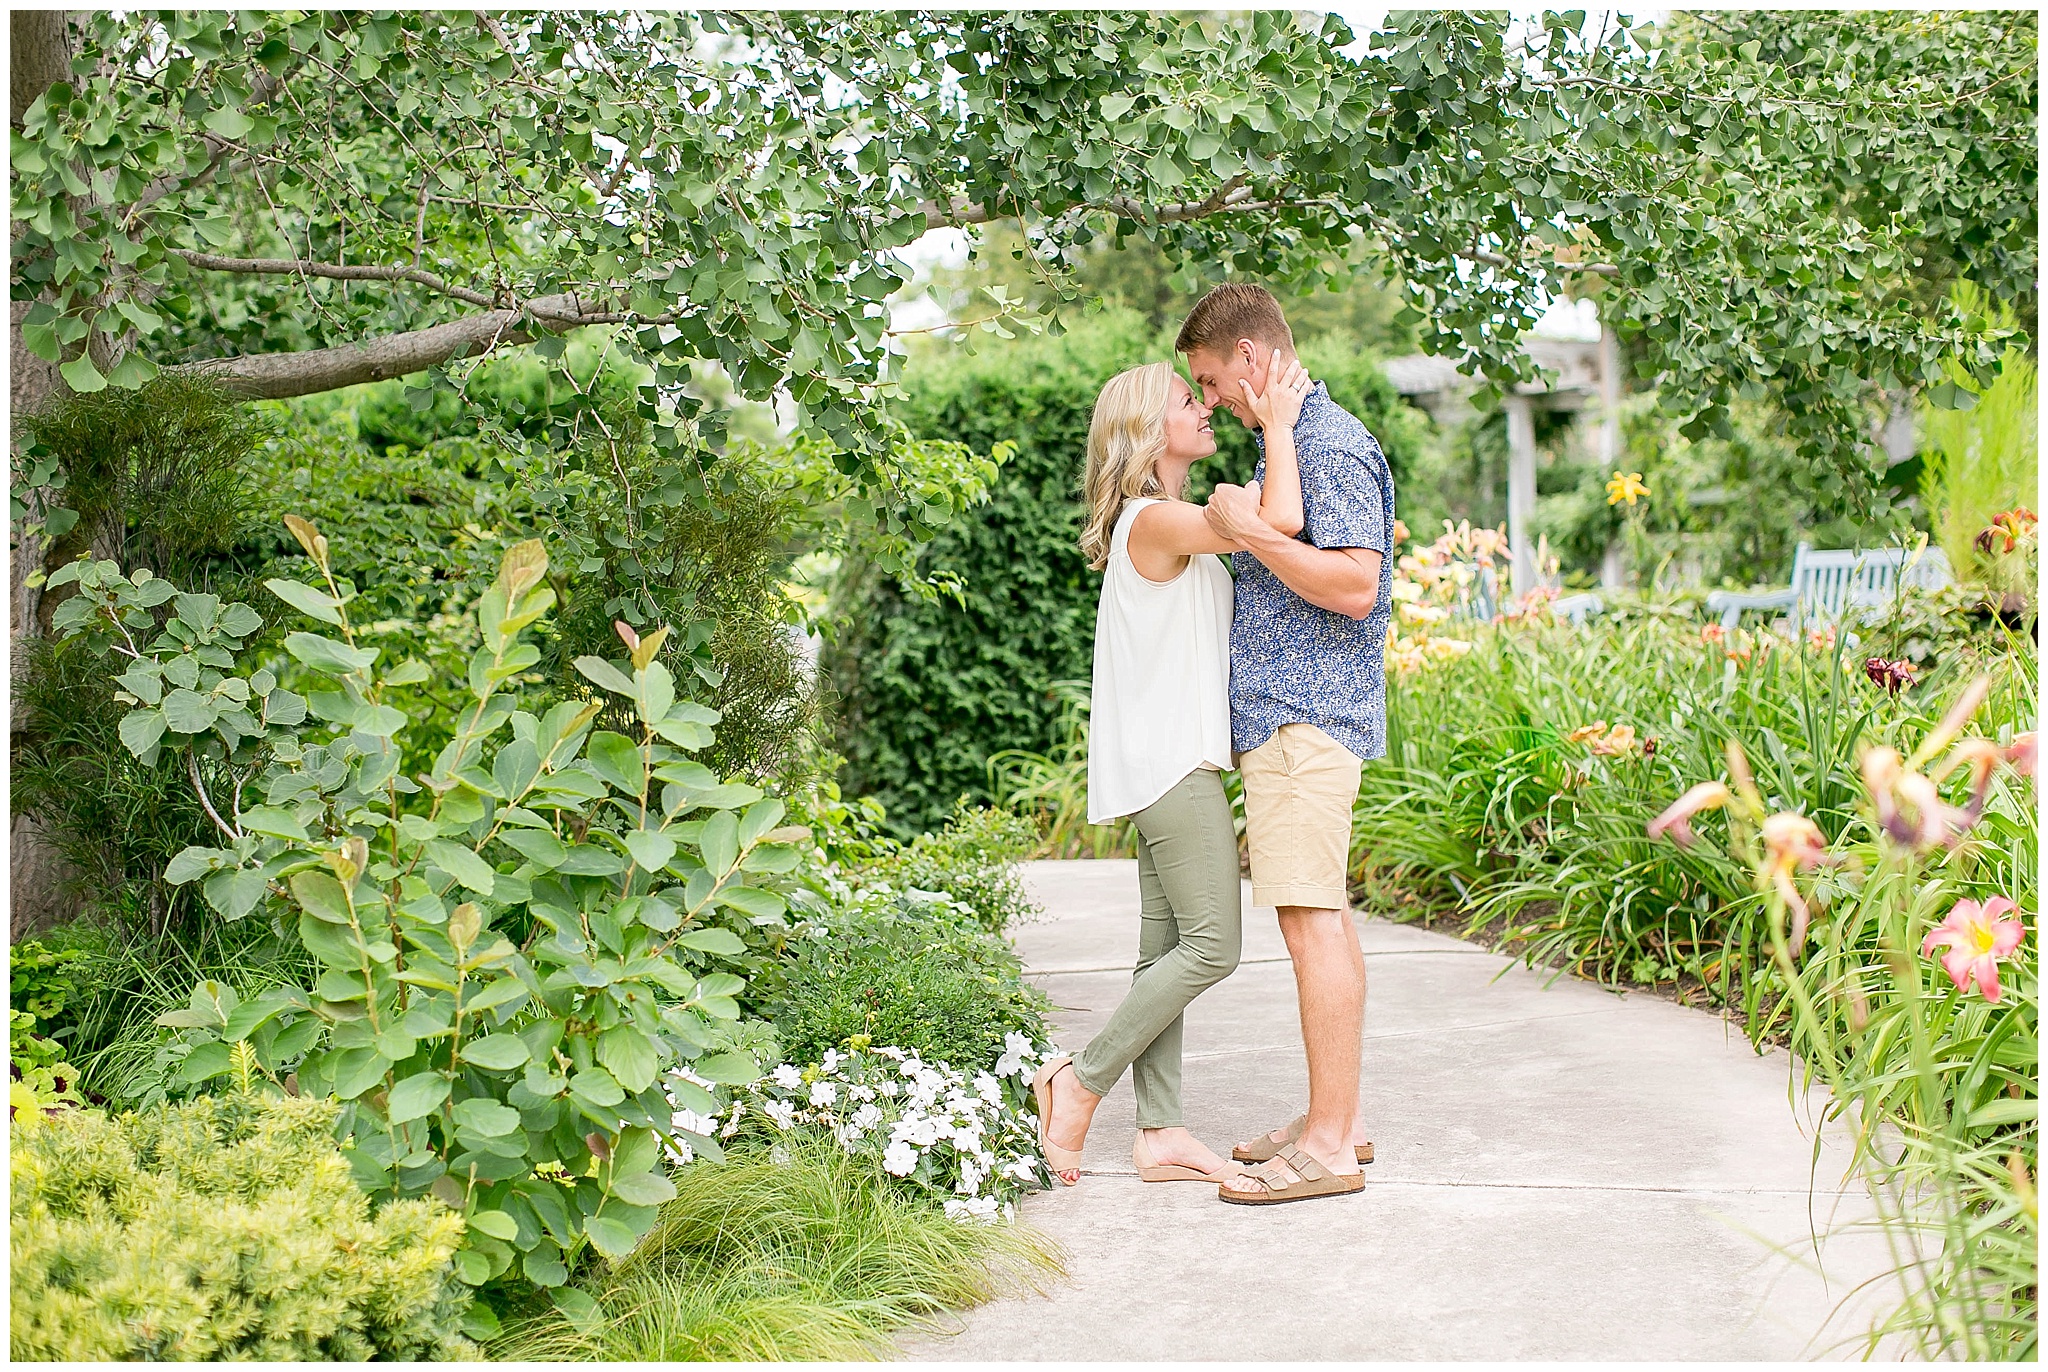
[174,298,558,399]
[171,249,509,309]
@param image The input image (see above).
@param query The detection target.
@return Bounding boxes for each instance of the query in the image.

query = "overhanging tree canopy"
[13,9,2035,503]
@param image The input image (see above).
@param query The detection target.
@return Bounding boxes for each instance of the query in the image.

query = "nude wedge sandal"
[1133,1133,1239,1184]
[1231,1113,1374,1165]
[1032,1057,1086,1185]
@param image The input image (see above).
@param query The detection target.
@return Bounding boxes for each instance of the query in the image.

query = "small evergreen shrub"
[10,1093,473,1361]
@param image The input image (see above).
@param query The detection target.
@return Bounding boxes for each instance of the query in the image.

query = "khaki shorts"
[1238,722,1363,911]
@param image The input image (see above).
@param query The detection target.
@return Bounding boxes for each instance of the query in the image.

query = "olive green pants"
[1072,767,1243,1129]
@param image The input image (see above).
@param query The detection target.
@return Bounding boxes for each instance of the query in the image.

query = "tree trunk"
[12,10,81,938]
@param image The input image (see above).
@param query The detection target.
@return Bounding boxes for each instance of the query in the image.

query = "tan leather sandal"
[1133,1133,1239,1183]
[1217,1141,1364,1206]
[1232,1113,1374,1165]
[1032,1057,1085,1186]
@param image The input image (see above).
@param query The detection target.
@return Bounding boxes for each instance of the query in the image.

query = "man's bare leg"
[1222,904,1363,1195]
[1245,910,1370,1152]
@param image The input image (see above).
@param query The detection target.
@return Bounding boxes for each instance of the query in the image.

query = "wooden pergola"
[1384,331,1620,594]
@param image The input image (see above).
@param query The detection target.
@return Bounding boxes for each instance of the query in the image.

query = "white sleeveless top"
[1087,498,1235,823]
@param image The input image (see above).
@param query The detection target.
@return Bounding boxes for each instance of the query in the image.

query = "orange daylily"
[1921,896,2026,1004]
[1589,724,1638,757]
[1976,507,2038,555]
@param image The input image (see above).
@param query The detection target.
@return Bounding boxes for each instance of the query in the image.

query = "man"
[1176,283,1393,1206]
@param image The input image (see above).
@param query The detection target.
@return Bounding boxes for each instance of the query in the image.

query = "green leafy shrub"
[12,636,224,942]
[862,802,1041,933]
[10,1092,472,1360]
[48,523,809,1316]
[12,378,274,940]
[829,308,1429,835]
[492,1136,1058,1361]
[759,888,1048,1073]
[9,939,92,1034]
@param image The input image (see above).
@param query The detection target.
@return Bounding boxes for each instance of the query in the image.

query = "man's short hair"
[1174,282,1295,356]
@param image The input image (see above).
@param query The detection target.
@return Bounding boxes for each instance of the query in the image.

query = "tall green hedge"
[827,307,1429,836]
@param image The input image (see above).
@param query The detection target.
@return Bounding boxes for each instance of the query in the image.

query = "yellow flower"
[1399,602,1449,626]
[1387,637,1428,676]
[1605,470,1650,506]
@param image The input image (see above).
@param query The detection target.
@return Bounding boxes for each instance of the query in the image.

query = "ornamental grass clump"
[492,1136,1059,1361]
[10,1092,471,1361]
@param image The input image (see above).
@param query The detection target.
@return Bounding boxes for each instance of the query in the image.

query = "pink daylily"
[1921,897,2026,1004]
[1647,782,1730,848]
[1761,812,1830,948]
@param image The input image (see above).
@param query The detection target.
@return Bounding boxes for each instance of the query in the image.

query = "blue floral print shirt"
[1229,381,1396,760]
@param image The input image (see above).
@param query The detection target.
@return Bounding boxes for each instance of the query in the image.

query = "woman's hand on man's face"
[1240,357,1312,433]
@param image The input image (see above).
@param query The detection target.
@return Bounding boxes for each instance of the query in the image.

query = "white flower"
[663,1135,696,1166]
[973,1071,1003,1103]
[874,1046,906,1061]
[883,1141,919,1176]
[850,1085,875,1102]
[995,1032,1036,1078]
[770,1143,791,1166]
[944,1195,1001,1224]
[879,1080,900,1097]
[762,1099,798,1131]
[809,1080,838,1108]
[671,1108,717,1136]
[821,1049,842,1073]
[772,1063,803,1089]
[852,1103,883,1130]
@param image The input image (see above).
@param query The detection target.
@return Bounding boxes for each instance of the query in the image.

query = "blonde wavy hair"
[1079,362,1180,571]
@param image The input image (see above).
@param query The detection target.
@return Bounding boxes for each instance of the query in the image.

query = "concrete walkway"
[902,860,1901,1362]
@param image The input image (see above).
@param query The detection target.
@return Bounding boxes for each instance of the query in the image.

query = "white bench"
[1704,543,1953,633]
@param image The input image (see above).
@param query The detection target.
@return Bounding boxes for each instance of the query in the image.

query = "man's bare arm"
[1203,483,1382,620]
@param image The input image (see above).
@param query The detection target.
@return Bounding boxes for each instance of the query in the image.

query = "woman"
[1033,356,1311,1185]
